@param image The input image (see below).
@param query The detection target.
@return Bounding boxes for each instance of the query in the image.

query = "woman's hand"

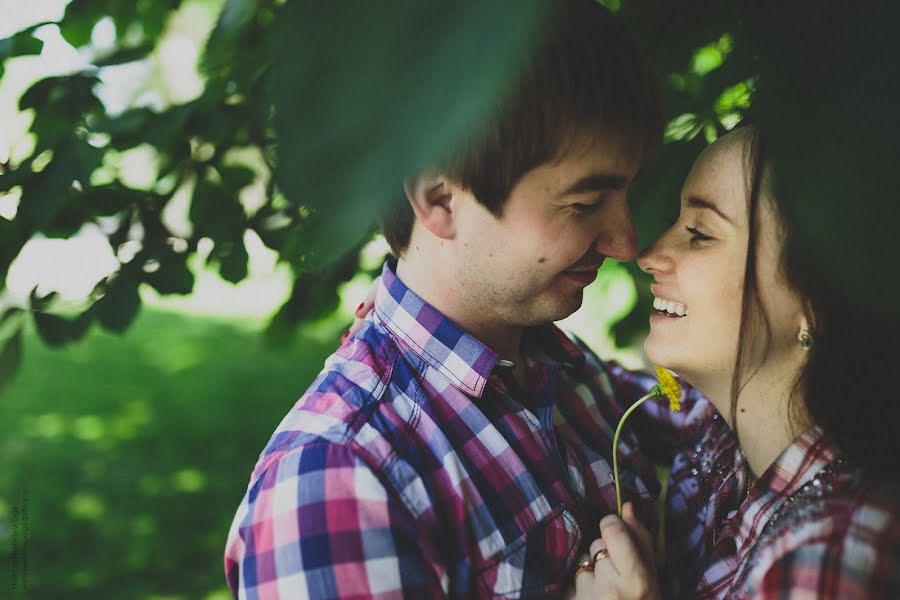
[340,276,380,344]
[566,502,661,600]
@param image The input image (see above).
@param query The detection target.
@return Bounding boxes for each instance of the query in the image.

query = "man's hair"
[380,0,663,256]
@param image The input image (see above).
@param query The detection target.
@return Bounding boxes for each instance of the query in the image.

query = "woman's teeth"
[652,296,687,317]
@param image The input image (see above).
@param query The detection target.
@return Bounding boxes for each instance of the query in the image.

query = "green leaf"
[141,106,191,149]
[29,287,59,312]
[217,238,248,283]
[19,77,58,111]
[16,137,104,230]
[96,273,141,333]
[93,107,151,134]
[0,307,24,339]
[203,0,263,76]
[218,165,256,191]
[264,244,363,345]
[143,248,195,295]
[33,312,75,347]
[0,162,34,193]
[0,30,44,61]
[267,0,552,267]
[79,185,144,216]
[92,43,155,67]
[33,308,91,346]
[20,74,100,112]
[60,0,101,48]
[0,220,27,285]
[664,113,703,142]
[44,194,92,238]
[21,75,103,151]
[691,45,724,76]
[189,177,245,242]
[68,310,93,342]
[0,330,22,394]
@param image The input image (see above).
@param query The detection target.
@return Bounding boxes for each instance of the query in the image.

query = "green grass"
[0,308,344,598]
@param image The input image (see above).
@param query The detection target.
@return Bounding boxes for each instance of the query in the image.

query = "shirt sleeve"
[225,441,445,599]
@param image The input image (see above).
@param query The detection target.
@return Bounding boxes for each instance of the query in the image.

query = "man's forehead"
[554,132,643,173]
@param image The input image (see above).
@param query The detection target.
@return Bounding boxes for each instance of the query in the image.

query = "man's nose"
[596,201,638,262]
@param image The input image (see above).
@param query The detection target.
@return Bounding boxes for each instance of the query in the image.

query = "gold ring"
[575,557,593,576]
[592,548,609,564]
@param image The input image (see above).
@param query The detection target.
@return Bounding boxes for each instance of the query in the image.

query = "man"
[225,1,664,597]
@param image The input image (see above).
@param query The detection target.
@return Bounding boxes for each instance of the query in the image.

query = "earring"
[798,328,813,350]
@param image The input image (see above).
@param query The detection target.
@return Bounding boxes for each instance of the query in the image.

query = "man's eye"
[572,202,601,214]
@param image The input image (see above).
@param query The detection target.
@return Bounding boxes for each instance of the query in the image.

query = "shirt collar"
[522,323,587,370]
[373,260,586,397]
[374,260,499,397]
[753,425,838,499]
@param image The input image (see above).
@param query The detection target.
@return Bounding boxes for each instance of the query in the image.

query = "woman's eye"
[685,226,713,244]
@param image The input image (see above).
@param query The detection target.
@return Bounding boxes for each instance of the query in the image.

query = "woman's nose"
[637,239,668,275]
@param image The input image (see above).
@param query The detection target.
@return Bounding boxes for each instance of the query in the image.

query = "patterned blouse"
[610,366,900,599]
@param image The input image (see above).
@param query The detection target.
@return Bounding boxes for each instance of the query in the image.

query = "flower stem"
[613,386,660,516]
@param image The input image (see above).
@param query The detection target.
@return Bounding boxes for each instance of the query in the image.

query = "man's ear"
[403,171,458,240]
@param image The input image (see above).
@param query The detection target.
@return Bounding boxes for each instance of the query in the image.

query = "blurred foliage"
[1,0,899,384]
[0,308,343,596]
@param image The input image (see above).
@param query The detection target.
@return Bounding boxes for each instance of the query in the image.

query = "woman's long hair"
[731,125,898,482]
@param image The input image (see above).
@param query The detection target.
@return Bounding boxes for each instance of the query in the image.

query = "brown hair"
[733,125,898,482]
[380,0,663,255]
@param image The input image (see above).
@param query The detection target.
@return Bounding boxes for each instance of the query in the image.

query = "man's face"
[451,135,640,327]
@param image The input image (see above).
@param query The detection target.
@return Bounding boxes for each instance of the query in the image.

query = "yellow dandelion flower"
[654,365,682,412]
[612,365,684,516]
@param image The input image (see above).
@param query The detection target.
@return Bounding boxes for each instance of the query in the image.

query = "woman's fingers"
[358,277,378,315]
[591,543,619,587]
[344,276,380,342]
[589,537,606,556]
[573,553,595,589]
[599,514,645,576]
[579,512,659,599]
[622,502,655,566]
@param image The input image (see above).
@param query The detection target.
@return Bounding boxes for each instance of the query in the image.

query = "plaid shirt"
[615,368,900,599]
[224,261,659,599]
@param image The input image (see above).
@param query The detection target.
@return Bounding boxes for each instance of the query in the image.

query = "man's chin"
[536,291,585,324]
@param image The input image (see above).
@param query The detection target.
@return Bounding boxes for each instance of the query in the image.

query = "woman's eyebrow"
[558,173,630,197]
[687,196,734,224]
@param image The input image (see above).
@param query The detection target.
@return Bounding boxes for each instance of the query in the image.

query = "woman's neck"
[697,359,810,478]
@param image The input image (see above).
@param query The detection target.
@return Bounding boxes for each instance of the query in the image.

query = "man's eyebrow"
[686,196,734,224]
[559,173,630,197]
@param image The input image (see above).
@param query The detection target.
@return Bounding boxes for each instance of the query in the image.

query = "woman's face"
[637,129,805,402]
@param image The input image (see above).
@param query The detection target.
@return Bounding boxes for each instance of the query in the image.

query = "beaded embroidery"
[729,458,845,596]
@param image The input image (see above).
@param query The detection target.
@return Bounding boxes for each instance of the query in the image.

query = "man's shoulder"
[252,321,406,477]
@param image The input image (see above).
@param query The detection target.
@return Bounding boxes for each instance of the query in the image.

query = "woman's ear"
[403,171,457,240]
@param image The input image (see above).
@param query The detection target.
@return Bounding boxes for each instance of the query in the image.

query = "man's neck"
[395,256,525,363]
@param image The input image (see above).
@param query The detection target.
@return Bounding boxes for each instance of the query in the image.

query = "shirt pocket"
[476,505,581,599]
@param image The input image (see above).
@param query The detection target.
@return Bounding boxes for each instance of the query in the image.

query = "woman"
[570,126,900,598]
